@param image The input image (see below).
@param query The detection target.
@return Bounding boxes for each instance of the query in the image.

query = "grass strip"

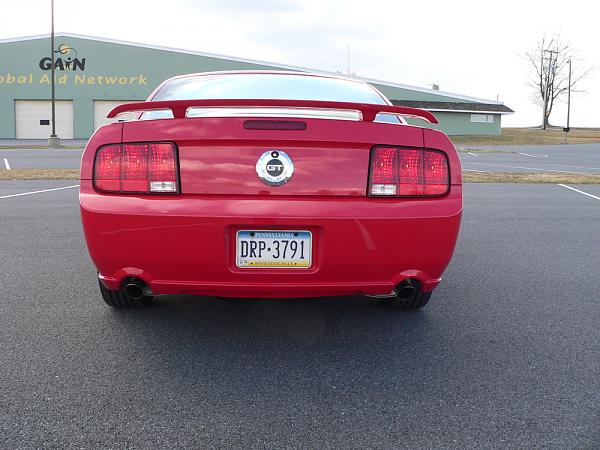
[452,127,600,146]
[0,169,80,180]
[463,172,600,184]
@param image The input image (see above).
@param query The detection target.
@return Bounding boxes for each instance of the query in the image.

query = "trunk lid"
[121,116,424,196]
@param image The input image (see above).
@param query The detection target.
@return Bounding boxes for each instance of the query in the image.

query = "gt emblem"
[256,150,294,186]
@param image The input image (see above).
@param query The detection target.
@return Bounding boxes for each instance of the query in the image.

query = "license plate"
[236,230,312,268]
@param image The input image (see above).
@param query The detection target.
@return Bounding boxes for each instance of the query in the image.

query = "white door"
[94,100,136,130]
[15,100,74,139]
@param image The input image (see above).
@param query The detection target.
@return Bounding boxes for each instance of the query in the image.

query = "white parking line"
[557,184,600,201]
[462,168,492,173]
[520,152,548,158]
[468,152,478,157]
[466,162,592,175]
[0,184,79,200]
[3,158,10,170]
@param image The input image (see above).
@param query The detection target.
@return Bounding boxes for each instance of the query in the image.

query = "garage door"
[15,100,74,139]
[94,100,136,130]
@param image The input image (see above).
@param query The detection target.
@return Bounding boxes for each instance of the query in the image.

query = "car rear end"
[80,72,462,305]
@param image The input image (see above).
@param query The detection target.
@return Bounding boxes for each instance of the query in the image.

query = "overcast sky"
[2,0,598,127]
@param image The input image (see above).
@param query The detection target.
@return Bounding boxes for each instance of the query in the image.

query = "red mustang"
[80,71,462,310]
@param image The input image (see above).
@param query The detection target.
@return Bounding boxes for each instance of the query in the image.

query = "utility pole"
[564,59,572,144]
[48,0,60,147]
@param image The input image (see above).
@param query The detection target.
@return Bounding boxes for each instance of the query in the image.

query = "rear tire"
[98,279,152,309]
[378,291,431,310]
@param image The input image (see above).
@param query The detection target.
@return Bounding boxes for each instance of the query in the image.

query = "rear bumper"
[80,181,462,298]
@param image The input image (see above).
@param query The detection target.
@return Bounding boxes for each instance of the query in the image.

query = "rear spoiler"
[107,99,438,124]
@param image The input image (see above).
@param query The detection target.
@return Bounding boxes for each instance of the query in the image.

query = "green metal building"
[0,33,513,139]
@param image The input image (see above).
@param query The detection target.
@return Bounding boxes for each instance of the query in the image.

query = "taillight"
[94,142,179,194]
[422,150,449,195]
[370,147,398,195]
[369,146,449,197]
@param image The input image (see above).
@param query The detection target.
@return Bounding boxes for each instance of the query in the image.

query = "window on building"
[470,114,495,123]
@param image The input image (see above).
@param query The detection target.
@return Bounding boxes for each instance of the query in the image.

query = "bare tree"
[526,35,591,129]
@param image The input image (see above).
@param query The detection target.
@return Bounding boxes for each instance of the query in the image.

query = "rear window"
[152,73,388,104]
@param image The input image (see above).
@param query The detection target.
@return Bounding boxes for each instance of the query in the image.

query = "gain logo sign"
[39,44,86,71]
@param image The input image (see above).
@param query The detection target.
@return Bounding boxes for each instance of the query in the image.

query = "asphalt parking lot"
[1,180,599,448]
[0,139,84,170]
[459,143,600,174]
[0,148,83,169]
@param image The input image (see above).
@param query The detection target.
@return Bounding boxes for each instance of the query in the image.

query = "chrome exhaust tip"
[123,279,152,300]
[366,289,398,299]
